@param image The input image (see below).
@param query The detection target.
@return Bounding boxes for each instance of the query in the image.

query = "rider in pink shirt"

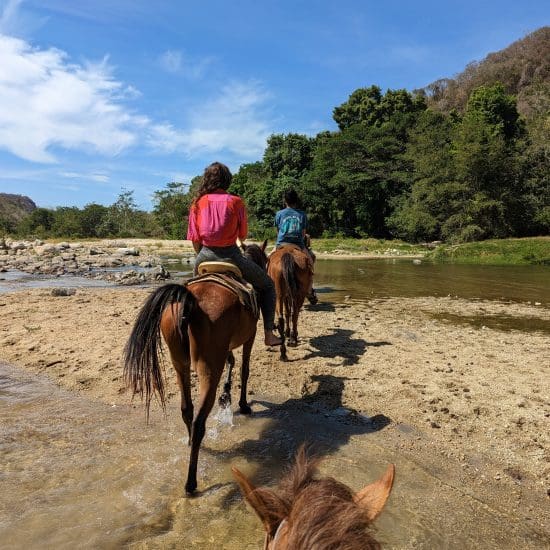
[187,162,281,347]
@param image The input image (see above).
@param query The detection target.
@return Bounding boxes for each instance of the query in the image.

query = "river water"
[1,363,547,549]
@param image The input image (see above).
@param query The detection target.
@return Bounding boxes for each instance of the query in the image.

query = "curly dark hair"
[284,189,299,207]
[195,162,232,202]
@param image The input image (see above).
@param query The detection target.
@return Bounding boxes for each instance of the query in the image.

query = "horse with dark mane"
[233,446,395,549]
[123,242,268,495]
[268,245,314,360]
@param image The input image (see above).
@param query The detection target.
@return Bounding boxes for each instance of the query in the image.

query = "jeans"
[193,245,276,331]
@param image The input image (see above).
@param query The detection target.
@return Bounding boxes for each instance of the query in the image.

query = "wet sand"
[0,287,549,545]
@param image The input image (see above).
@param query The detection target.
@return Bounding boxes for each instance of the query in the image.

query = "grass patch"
[309,238,426,255]
[428,237,550,265]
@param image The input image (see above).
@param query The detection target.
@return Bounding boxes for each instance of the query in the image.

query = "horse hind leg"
[218,351,235,409]
[161,305,193,442]
[238,332,256,413]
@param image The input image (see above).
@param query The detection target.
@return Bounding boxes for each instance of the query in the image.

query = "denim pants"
[193,245,276,331]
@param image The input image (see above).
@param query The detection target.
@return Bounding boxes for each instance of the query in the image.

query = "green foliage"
[263,133,314,179]
[152,182,190,239]
[333,85,426,130]
[429,237,550,265]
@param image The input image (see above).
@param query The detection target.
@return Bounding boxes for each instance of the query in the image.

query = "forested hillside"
[418,27,550,120]
[6,28,549,243]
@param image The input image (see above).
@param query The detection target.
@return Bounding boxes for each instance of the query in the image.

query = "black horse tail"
[123,283,195,419]
[281,252,299,304]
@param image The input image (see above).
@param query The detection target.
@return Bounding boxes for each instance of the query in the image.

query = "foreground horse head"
[123,243,268,495]
[233,447,395,549]
[268,245,313,360]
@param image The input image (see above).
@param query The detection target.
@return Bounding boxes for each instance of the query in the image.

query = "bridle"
[264,519,288,550]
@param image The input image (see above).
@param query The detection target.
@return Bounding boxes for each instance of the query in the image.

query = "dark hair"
[195,162,232,202]
[284,189,299,207]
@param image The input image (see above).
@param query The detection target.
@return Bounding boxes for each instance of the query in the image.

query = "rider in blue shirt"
[274,189,317,304]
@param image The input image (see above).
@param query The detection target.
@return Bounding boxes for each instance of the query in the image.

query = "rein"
[265,519,288,550]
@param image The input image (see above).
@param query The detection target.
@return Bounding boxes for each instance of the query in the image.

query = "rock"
[115,247,140,256]
[412,259,422,265]
[51,288,76,296]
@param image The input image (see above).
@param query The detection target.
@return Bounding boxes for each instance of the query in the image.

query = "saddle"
[186,262,260,319]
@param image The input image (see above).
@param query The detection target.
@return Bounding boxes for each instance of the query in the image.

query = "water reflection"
[312,259,550,304]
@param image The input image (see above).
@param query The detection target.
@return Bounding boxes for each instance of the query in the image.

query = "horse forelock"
[267,450,381,550]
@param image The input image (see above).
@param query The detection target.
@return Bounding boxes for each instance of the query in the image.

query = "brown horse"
[123,242,268,495]
[233,446,395,550]
[268,245,314,360]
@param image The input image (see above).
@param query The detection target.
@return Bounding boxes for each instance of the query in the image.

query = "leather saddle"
[186,262,259,319]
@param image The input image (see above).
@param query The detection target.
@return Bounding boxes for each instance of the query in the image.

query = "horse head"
[241,239,268,271]
[232,447,394,549]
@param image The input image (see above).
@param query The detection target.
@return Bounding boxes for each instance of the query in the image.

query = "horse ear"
[354,464,395,521]
[261,239,268,252]
[232,466,281,534]
[241,242,248,252]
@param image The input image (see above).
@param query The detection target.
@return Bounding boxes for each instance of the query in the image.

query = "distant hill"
[0,193,37,229]
[417,26,550,119]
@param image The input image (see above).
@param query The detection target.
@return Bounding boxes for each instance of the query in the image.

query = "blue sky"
[0,1,548,209]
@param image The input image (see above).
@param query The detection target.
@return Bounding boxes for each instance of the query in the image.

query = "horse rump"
[123,283,195,417]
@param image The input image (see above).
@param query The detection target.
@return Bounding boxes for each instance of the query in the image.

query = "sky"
[0,0,548,210]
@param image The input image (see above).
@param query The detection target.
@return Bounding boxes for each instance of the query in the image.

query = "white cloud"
[148,81,272,159]
[0,34,148,163]
[158,49,214,80]
[60,170,110,183]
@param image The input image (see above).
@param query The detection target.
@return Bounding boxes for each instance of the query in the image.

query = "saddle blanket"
[185,272,260,319]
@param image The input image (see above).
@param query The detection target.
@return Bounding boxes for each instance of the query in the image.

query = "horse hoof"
[239,404,252,415]
[185,484,197,496]
[218,394,231,408]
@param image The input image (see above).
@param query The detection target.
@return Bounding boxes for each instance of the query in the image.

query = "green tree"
[263,133,315,179]
[333,86,426,131]
[152,182,190,239]
[51,207,82,237]
[17,208,55,237]
[80,203,109,237]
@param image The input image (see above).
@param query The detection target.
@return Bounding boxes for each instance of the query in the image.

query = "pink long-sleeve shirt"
[187,190,248,247]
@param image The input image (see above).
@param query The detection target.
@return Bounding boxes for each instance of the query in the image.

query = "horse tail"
[281,252,299,304]
[123,283,195,419]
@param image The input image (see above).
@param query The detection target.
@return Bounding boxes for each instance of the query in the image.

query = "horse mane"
[243,243,267,270]
[256,447,382,549]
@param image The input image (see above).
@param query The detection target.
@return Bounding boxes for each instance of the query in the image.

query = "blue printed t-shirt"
[275,207,307,247]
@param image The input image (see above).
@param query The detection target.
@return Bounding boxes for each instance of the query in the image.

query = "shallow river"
[1,363,546,549]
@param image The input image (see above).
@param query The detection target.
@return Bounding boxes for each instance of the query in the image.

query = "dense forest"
[2,27,548,243]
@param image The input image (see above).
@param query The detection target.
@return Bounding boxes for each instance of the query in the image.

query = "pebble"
[51,288,76,296]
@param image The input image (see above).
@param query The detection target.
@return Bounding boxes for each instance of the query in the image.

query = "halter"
[264,519,288,549]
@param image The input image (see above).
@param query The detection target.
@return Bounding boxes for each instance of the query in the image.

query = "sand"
[0,283,549,537]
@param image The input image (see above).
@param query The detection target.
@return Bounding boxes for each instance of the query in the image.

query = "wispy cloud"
[0,0,23,34]
[60,170,110,183]
[158,49,214,80]
[148,81,272,158]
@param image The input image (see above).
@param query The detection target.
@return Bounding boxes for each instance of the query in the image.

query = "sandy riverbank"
[0,287,548,539]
